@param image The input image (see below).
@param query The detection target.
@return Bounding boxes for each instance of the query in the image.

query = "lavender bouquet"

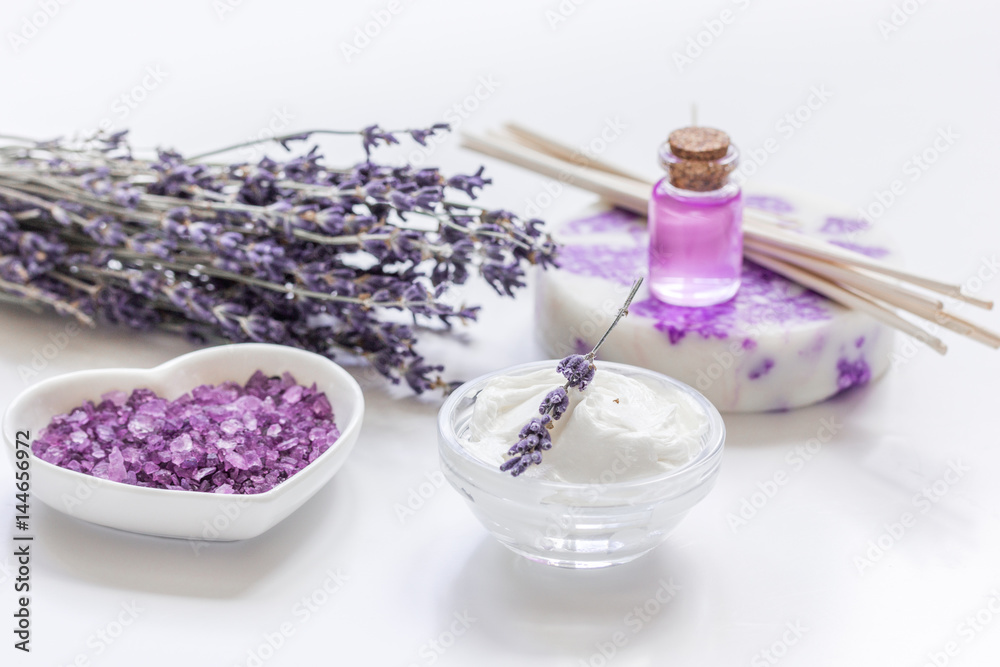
[0,125,556,392]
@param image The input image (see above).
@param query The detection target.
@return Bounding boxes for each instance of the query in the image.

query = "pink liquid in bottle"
[648,127,743,307]
[648,181,743,306]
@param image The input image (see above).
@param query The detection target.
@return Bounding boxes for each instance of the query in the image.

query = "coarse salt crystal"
[32,372,341,495]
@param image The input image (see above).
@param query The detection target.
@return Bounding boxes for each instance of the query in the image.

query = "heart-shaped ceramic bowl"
[1,343,364,541]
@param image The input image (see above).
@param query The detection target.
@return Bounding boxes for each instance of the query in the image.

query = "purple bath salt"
[32,371,340,494]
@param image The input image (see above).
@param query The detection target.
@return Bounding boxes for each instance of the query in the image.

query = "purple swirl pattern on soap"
[828,240,890,258]
[556,244,647,286]
[556,208,833,343]
[836,357,871,390]
[549,199,902,346]
[630,262,831,343]
[563,208,645,236]
[748,358,775,380]
[745,195,795,215]
[820,217,869,235]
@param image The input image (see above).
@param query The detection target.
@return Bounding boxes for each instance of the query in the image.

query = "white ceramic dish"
[1,343,364,541]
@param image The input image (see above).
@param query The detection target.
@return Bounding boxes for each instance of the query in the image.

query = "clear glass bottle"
[648,126,743,307]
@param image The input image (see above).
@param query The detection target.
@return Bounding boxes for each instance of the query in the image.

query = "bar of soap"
[536,189,894,412]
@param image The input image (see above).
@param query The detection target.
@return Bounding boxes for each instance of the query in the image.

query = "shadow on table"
[722,379,877,451]
[446,536,706,655]
[35,465,359,599]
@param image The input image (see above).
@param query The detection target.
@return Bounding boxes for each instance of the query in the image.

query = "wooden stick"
[746,240,1000,349]
[463,128,996,314]
[462,131,649,212]
[744,249,948,355]
[895,299,1000,349]
[742,207,805,230]
[500,123,650,184]
[497,131,814,234]
[744,238,944,311]
[744,219,993,310]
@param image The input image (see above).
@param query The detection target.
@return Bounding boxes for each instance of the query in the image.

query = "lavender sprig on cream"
[500,277,643,476]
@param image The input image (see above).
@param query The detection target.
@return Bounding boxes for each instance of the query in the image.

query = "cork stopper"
[662,126,736,192]
[667,127,730,160]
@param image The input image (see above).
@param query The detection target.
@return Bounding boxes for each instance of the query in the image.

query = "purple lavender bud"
[408,129,435,146]
[278,132,313,151]
[360,124,400,156]
[557,354,595,390]
[499,455,525,474]
[518,415,551,439]
[389,190,415,214]
[539,387,569,420]
[0,210,15,233]
[447,166,490,199]
[507,438,530,455]
[112,183,141,209]
[1,123,556,402]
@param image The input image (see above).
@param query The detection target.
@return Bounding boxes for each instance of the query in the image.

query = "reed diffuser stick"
[462,126,1000,354]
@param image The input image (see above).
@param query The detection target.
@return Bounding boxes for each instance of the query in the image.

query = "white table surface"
[3,1,1000,665]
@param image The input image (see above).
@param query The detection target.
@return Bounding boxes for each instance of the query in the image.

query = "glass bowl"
[438,360,725,569]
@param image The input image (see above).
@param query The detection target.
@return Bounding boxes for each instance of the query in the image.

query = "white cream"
[462,368,709,483]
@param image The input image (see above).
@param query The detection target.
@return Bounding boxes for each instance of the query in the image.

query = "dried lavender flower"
[538,387,569,420]
[556,355,595,391]
[500,278,643,477]
[0,126,557,393]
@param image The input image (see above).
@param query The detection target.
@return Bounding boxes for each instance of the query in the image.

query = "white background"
[2,0,1000,665]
